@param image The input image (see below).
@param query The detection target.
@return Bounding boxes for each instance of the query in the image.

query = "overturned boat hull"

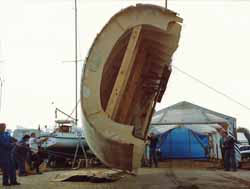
[81,4,182,171]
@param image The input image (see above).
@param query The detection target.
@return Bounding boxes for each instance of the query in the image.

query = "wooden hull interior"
[81,4,182,171]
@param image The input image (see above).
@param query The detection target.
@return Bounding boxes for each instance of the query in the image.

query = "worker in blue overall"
[0,123,20,186]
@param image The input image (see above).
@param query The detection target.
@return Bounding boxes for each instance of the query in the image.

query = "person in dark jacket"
[223,130,237,171]
[0,123,20,186]
[147,132,158,168]
[12,135,30,176]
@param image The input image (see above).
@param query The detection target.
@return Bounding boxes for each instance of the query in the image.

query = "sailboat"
[41,119,87,151]
[41,0,86,153]
[80,4,182,171]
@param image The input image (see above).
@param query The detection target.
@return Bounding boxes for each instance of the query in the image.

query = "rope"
[173,65,250,111]
[66,99,81,121]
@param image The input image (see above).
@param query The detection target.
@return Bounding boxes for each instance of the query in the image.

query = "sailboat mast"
[75,0,78,125]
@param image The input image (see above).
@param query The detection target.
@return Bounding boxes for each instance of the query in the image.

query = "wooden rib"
[142,33,169,46]
[146,46,172,60]
[105,25,142,119]
[148,56,171,66]
[144,40,177,55]
[116,46,147,124]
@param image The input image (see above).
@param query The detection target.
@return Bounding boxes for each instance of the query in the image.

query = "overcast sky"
[0,0,250,130]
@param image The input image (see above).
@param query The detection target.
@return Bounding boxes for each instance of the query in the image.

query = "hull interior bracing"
[81,4,182,171]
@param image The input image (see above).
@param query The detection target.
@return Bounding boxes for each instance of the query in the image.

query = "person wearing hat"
[0,123,20,186]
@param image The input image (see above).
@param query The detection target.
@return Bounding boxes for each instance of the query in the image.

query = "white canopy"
[151,101,229,126]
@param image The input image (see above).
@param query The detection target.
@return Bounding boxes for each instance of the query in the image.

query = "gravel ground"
[1,166,250,189]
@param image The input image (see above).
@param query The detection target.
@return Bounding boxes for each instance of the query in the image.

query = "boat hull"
[81,4,182,171]
[43,136,87,149]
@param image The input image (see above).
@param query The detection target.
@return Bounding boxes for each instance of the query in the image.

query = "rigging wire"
[172,65,250,111]
[67,98,81,121]
[67,65,250,120]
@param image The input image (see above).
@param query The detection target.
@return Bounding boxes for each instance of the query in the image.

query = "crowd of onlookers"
[0,123,47,186]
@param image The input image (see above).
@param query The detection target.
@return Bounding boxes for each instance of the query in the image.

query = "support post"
[72,139,88,169]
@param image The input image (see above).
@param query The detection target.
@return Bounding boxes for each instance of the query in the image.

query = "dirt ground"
[1,163,250,189]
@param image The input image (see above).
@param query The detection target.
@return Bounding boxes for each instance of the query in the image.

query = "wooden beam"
[116,47,147,123]
[106,25,142,119]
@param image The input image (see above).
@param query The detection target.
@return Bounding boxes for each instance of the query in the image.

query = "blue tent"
[158,127,209,160]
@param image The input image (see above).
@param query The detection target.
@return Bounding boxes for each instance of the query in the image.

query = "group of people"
[0,123,47,186]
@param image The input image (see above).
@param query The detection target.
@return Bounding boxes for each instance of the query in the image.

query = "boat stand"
[72,139,88,169]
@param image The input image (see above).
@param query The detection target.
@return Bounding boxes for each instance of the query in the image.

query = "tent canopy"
[151,101,229,126]
[148,101,237,160]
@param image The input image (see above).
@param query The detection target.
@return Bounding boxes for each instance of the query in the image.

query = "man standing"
[29,133,47,174]
[219,129,226,163]
[223,130,237,171]
[0,123,20,186]
[147,132,158,168]
[12,135,30,176]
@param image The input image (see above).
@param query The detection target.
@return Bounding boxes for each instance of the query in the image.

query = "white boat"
[42,119,87,150]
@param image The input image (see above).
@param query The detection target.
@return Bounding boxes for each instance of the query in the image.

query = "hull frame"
[81,4,182,171]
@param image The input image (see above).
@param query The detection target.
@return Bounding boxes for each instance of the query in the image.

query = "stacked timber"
[81,4,183,171]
